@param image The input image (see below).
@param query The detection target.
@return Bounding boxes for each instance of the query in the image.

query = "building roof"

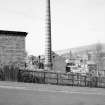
[87,61,96,65]
[0,30,28,37]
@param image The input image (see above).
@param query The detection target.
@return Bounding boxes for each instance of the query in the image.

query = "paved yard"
[0,81,105,105]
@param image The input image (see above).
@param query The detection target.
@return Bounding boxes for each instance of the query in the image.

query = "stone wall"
[0,30,27,66]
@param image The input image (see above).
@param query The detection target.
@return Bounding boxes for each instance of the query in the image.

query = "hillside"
[55,43,105,57]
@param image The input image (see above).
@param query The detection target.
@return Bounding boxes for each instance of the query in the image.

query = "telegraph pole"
[44,0,53,70]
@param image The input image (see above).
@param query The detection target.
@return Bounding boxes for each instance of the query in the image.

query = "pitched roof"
[0,30,28,37]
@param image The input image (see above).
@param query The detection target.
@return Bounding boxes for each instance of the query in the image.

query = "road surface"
[0,81,105,105]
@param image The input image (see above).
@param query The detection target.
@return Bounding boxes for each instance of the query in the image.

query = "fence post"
[84,76,86,87]
[98,76,101,88]
[77,73,79,86]
[57,73,59,85]
[95,76,98,87]
[72,74,74,86]
[44,71,46,84]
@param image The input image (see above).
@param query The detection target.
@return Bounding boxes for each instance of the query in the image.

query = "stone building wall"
[52,52,66,73]
[0,30,27,66]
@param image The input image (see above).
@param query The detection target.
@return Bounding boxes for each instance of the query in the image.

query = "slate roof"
[0,30,28,37]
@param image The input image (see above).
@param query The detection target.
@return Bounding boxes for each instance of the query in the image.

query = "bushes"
[19,70,45,83]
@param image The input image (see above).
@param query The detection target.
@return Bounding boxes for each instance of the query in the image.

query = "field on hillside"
[0,81,105,105]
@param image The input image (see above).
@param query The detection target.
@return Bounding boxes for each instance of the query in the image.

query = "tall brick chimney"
[44,0,52,70]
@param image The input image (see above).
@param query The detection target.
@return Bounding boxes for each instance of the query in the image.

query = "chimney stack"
[44,0,52,70]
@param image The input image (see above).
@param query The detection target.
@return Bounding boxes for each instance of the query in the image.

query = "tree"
[28,55,37,65]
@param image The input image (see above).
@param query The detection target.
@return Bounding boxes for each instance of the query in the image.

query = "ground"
[0,81,105,105]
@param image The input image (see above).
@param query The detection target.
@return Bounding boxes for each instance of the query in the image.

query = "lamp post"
[44,0,53,70]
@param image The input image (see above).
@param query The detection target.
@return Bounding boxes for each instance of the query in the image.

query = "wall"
[52,52,66,73]
[0,32,26,66]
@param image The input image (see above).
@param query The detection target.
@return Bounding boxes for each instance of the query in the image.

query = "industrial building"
[0,30,27,67]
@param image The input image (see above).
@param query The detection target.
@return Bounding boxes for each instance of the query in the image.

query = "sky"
[0,0,104,56]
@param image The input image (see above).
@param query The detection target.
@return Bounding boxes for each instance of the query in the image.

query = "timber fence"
[0,65,105,88]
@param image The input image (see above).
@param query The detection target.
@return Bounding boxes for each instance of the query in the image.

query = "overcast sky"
[0,0,104,56]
